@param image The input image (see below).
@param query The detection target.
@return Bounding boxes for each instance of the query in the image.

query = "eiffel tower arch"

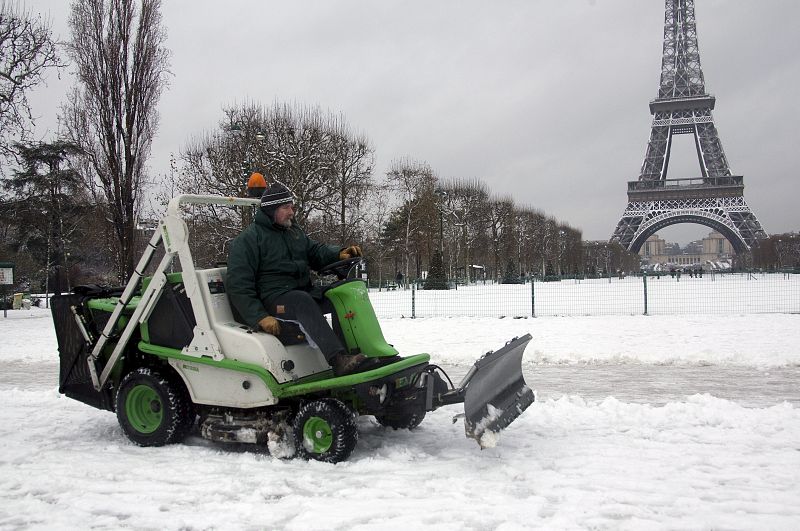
[611,0,767,254]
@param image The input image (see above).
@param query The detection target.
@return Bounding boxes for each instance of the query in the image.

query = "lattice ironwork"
[612,0,767,253]
[613,196,766,253]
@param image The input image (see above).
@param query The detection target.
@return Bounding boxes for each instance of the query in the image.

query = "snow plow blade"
[461,334,534,448]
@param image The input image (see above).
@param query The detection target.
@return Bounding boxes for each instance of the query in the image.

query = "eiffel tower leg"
[640,122,671,181]
[612,202,645,249]
[695,120,731,178]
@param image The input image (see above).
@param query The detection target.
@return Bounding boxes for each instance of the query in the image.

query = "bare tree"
[438,178,489,282]
[0,1,63,160]
[512,207,537,277]
[178,102,375,256]
[386,158,437,282]
[262,103,335,227]
[361,181,394,285]
[325,115,374,244]
[533,215,558,276]
[61,0,170,280]
[486,196,514,281]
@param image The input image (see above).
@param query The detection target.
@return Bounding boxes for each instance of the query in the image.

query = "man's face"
[274,203,295,228]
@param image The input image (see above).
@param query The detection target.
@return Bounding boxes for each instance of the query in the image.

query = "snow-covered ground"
[2,307,799,529]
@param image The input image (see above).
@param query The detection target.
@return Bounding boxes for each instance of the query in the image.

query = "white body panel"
[168,358,276,407]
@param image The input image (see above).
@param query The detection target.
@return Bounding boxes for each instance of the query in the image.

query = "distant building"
[639,231,733,269]
[685,239,704,255]
[641,234,666,258]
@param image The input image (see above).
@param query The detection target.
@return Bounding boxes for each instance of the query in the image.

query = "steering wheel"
[318,257,364,280]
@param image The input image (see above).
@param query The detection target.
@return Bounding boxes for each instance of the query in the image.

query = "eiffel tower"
[611,0,767,254]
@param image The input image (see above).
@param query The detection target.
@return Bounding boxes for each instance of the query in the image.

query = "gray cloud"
[27,0,800,243]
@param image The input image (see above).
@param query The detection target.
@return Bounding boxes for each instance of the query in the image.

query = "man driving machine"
[227,182,367,376]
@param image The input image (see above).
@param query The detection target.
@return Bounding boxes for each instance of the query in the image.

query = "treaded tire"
[375,411,426,430]
[116,367,195,446]
[293,399,358,463]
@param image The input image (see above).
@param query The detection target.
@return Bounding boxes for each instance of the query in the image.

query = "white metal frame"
[88,195,259,391]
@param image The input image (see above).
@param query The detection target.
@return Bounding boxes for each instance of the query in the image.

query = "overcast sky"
[26,0,800,244]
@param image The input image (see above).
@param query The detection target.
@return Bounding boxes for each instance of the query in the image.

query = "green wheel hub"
[302,416,333,453]
[125,384,163,434]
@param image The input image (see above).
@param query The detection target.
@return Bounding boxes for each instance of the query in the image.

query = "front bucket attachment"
[462,334,534,448]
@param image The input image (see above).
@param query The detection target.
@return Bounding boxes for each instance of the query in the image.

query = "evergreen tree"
[424,250,448,290]
[502,257,523,284]
[545,260,556,280]
[1,141,89,293]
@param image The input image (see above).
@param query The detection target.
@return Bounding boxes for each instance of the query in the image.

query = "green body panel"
[137,341,429,400]
[140,322,150,344]
[87,297,137,336]
[325,281,400,358]
[87,296,140,314]
[278,354,430,397]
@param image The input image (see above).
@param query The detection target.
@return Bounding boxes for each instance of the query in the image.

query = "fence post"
[531,280,536,318]
[643,270,648,316]
[411,282,416,319]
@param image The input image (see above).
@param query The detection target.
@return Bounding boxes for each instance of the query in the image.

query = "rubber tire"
[293,399,358,463]
[375,411,426,430]
[115,367,195,446]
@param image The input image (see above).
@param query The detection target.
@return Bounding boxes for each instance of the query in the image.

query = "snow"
[2,304,800,529]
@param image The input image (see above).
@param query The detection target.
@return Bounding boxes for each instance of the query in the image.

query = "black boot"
[332,352,368,376]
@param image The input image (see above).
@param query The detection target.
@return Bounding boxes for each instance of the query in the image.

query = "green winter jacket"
[227,209,341,327]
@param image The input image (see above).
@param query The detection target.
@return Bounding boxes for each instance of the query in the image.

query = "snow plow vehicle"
[51,194,534,463]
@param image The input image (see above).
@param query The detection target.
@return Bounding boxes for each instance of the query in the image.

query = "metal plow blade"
[462,334,535,448]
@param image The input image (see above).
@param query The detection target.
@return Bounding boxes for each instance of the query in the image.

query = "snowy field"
[369,272,800,317]
[2,306,800,529]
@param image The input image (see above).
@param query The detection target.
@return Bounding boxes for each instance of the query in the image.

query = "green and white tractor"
[51,194,534,463]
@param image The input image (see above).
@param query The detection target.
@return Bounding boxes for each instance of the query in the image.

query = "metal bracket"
[182,326,224,360]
